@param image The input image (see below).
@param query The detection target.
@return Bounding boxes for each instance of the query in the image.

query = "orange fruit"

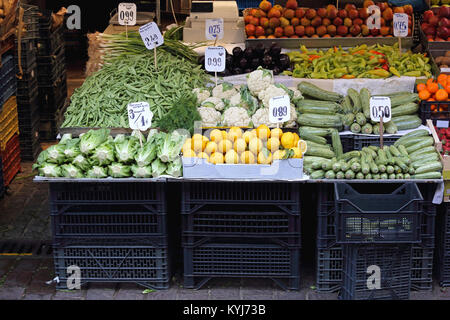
[436,88,448,101]
[445,83,450,94]
[426,78,435,87]
[416,83,426,92]
[438,74,448,84]
[427,82,439,94]
[418,89,431,100]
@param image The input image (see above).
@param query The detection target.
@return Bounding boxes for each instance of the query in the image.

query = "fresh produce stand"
[1,0,450,301]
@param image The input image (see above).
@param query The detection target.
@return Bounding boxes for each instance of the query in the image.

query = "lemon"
[182,149,196,158]
[293,133,300,147]
[272,150,286,160]
[210,129,223,143]
[182,138,192,153]
[249,137,263,155]
[228,127,243,142]
[242,130,257,144]
[240,151,256,164]
[221,130,228,140]
[204,141,218,155]
[209,152,224,164]
[257,151,273,164]
[217,139,233,153]
[290,147,303,159]
[192,135,209,152]
[234,138,247,154]
[256,124,271,140]
[281,132,295,149]
[267,137,280,152]
[225,150,239,164]
[197,152,210,161]
[271,128,283,138]
[298,139,308,154]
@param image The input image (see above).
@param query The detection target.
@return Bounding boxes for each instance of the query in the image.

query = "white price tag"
[269,95,291,123]
[393,13,408,37]
[370,97,392,122]
[127,102,153,131]
[367,5,381,30]
[204,46,226,72]
[205,18,224,40]
[437,120,449,128]
[139,22,164,50]
[118,3,137,26]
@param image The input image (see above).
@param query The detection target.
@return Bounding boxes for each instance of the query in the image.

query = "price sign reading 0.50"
[118,3,136,26]
[204,46,226,72]
[370,97,392,122]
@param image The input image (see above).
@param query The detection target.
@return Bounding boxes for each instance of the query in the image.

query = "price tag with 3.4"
[128,102,153,131]
[118,3,137,26]
[370,96,391,122]
[269,95,291,123]
[393,13,408,37]
[205,46,226,72]
[205,18,224,40]
[139,22,164,50]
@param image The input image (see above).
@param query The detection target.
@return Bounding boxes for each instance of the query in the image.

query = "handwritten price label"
[269,95,291,123]
[205,18,224,40]
[139,22,164,50]
[127,102,153,131]
[393,13,408,37]
[205,46,226,72]
[370,97,392,122]
[118,3,137,26]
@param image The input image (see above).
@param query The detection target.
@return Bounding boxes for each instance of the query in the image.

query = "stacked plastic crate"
[436,203,450,287]
[15,4,41,161]
[50,182,170,290]
[181,182,301,290]
[0,97,20,187]
[37,11,67,141]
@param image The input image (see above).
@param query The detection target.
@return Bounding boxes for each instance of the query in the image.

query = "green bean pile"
[62,52,210,128]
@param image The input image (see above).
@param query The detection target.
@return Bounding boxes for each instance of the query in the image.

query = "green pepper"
[389,66,401,77]
[403,71,421,77]
[367,69,390,77]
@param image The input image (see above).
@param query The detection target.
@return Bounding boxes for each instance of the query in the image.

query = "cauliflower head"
[192,88,210,104]
[201,97,225,111]
[229,88,259,113]
[222,107,252,127]
[258,85,286,109]
[247,68,273,96]
[251,108,277,128]
[289,87,303,100]
[212,82,238,100]
[283,104,298,128]
[198,107,222,127]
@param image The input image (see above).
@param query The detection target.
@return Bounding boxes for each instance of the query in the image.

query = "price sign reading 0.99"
[118,3,137,26]
[205,18,224,40]
[127,102,153,131]
[139,22,164,50]
[393,13,408,37]
[204,46,226,72]
[370,96,392,122]
[269,95,291,123]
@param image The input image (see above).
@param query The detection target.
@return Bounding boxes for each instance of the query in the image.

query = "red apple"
[437,26,450,39]
[439,6,450,19]
[423,10,434,23]
[429,15,439,26]
[439,18,450,28]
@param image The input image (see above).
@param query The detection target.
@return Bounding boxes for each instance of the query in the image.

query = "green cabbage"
[72,154,91,172]
[46,144,66,164]
[151,159,167,177]
[61,164,84,178]
[147,129,159,142]
[131,165,153,178]
[79,128,110,154]
[158,133,185,163]
[114,134,126,144]
[62,138,81,162]
[108,162,131,178]
[38,163,61,177]
[114,136,139,163]
[86,166,108,178]
[59,133,73,145]
[32,149,49,170]
[134,141,157,167]
[166,157,182,177]
[91,141,115,166]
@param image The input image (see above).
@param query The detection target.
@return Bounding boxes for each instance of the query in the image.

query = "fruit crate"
[0,134,20,170]
[316,245,343,293]
[334,182,425,244]
[182,205,301,247]
[53,237,169,290]
[0,74,17,108]
[436,202,450,286]
[352,134,401,150]
[19,4,40,40]
[339,244,412,300]
[183,237,300,290]
[14,38,37,70]
[419,101,450,126]
[0,97,19,151]
[2,147,21,187]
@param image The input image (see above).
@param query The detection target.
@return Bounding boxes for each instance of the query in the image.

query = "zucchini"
[340,161,350,172]
[395,158,409,172]
[377,149,388,165]
[365,173,373,179]
[409,167,415,175]
[398,145,409,157]
[413,172,442,179]
[297,82,343,102]
[392,115,422,131]
[368,146,379,151]
[310,170,326,179]
[322,160,334,171]
[355,112,367,126]
[331,129,344,160]
[341,151,361,161]
[405,137,435,154]
[351,162,361,172]
[299,127,331,137]
[362,147,377,159]
[394,129,430,146]
[380,173,388,180]
[345,170,355,179]
[415,162,443,174]
[372,123,385,135]
[370,161,379,174]
[332,162,342,172]
[299,132,327,145]
[361,157,370,175]
[396,173,404,179]
[348,157,360,165]
[389,93,419,107]
[411,154,440,167]
[404,173,411,179]
[391,102,419,117]
[360,88,371,119]
[389,173,396,179]
[384,121,398,134]
[378,164,386,173]
[389,145,401,157]
[348,88,362,113]
[394,165,401,173]
[341,95,353,114]
[386,165,395,174]
[384,147,395,165]
[350,122,361,133]
[396,136,428,148]
[343,113,355,127]
[361,123,373,134]
[305,140,333,150]
[373,174,381,180]
[356,172,365,179]
[409,147,438,160]
[336,171,345,179]
[304,156,329,166]
[311,159,331,170]
[325,170,336,179]
[297,113,343,129]
[297,100,343,115]
[305,146,336,159]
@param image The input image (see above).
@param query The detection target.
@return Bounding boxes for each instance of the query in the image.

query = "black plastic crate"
[53,238,169,290]
[38,80,67,114]
[183,237,300,290]
[316,245,343,292]
[353,135,401,151]
[182,206,301,247]
[420,101,450,126]
[410,246,434,291]
[17,95,39,119]
[37,25,65,56]
[0,54,15,80]
[14,38,37,69]
[340,244,412,300]
[19,139,41,161]
[20,4,40,40]
[0,74,16,107]
[437,203,450,287]
[37,45,65,77]
[181,182,301,213]
[325,134,354,153]
[335,183,424,244]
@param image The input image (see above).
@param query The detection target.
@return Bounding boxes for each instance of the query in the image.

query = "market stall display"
[421,7,450,41]
[417,75,450,123]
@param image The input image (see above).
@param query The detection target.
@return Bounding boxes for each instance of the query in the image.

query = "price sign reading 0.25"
[118,3,136,26]
[204,46,225,72]
[370,97,392,122]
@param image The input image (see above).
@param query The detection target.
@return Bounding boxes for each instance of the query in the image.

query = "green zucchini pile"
[304,129,443,180]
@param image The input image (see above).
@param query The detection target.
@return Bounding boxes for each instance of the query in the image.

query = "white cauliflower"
[247,68,273,96]
[229,92,259,111]
[289,87,303,100]
[198,107,222,127]
[283,104,298,128]
[222,107,251,127]
[192,88,210,104]
[251,108,277,128]
[201,97,225,111]
[258,85,286,109]
[212,82,238,100]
